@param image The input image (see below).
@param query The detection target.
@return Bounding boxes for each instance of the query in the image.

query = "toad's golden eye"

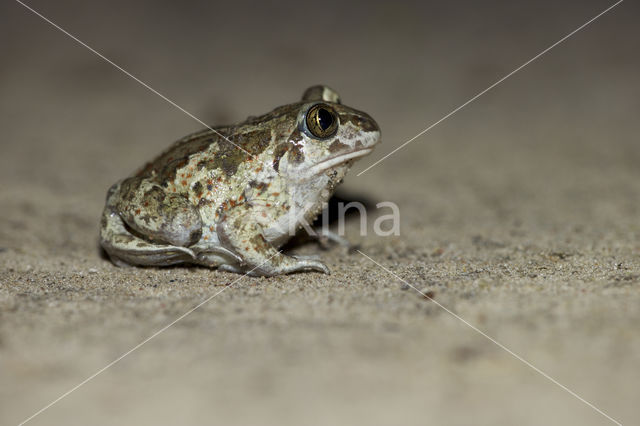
[306,104,339,138]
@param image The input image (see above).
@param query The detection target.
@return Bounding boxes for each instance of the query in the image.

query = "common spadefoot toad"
[100,85,380,276]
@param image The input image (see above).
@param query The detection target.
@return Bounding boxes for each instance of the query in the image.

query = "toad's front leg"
[216,205,330,276]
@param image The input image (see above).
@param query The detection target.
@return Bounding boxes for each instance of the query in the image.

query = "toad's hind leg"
[100,181,197,266]
[116,176,203,247]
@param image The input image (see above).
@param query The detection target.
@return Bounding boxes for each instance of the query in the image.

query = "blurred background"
[1,1,639,425]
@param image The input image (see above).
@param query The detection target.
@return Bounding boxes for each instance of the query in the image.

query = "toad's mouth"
[303,148,374,178]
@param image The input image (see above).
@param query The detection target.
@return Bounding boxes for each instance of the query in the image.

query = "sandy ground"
[1,1,639,425]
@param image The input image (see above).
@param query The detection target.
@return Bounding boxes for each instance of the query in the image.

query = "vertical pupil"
[317,108,333,131]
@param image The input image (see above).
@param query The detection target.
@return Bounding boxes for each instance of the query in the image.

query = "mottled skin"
[100,86,380,276]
